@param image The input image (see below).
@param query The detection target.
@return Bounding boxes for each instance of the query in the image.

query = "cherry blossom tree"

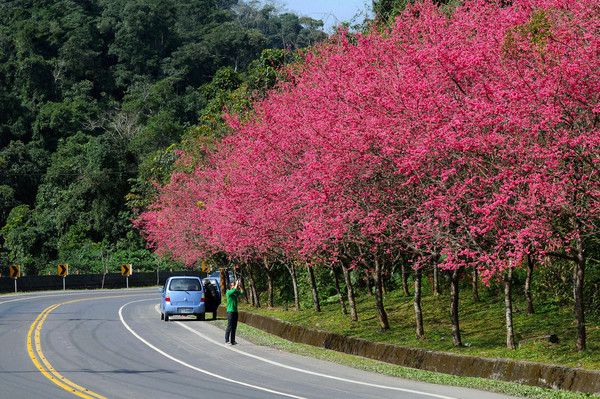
[137,0,600,351]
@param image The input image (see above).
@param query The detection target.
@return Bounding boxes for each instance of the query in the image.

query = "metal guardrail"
[0,271,206,293]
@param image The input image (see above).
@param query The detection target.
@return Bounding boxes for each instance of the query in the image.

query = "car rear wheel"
[160,312,164,320]
[164,313,169,322]
[196,313,205,321]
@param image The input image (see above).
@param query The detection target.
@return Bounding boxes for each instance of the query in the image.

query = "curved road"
[0,288,518,399]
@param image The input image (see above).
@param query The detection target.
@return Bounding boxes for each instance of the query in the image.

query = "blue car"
[159,276,206,321]
[208,270,234,286]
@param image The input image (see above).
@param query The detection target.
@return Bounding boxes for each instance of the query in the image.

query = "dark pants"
[225,311,238,343]
[206,301,218,319]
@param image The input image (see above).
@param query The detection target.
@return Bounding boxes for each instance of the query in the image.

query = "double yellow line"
[27,297,125,399]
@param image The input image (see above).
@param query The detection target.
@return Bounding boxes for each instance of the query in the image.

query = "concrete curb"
[219,307,600,395]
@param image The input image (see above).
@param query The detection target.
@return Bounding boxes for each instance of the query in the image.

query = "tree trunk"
[239,275,248,304]
[365,270,373,296]
[247,264,260,308]
[448,268,462,347]
[573,243,586,351]
[266,270,274,308]
[285,261,300,311]
[414,266,425,339]
[401,254,410,296]
[472,267,480,303]
[341,261,358,321]
[373,256,389,330]
[504,267,516,350]
[433,263,441,295]
[100,249,110,289]
[525,254,535,314]
[332,266,347,315]
[562,216,586,352]
[307,265,321,312]
[573,257,586,351]
[247,279,254,306]
[263,257,274,308]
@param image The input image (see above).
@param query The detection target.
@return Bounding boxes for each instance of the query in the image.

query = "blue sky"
[271,0,373,32]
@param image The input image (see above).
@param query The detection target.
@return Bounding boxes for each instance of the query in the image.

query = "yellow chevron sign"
[58,264,68,277]
[121,264,131,276]
[10,265,20,278]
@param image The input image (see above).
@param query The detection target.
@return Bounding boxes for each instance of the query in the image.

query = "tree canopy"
[137,0,600,351]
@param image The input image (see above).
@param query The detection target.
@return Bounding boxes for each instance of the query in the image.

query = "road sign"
[58,264,68,277]
[10,265,20,279]
[202,261,209,272]
[121,264,131,276]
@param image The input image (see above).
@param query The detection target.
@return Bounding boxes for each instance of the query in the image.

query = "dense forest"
[0,0,331,275]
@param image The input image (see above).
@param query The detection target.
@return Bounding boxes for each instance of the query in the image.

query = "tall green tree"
[34,132,134,252]
[1,204,47,275]
[0,141,49,206]
[102,0,179,88]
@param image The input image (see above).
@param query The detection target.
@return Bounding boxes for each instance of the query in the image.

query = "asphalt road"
[0,288,519,399]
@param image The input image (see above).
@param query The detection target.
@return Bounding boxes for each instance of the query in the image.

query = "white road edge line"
[119,299,307,399]
[176,311,458,399]
[151,303,457,399]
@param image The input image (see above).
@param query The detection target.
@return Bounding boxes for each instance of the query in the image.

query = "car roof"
[210,270,233,274]
[167,276,201,280]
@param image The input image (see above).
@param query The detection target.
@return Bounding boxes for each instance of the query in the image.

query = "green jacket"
[226,288,243,312]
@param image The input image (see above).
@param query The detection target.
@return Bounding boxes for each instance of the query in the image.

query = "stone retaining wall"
[220,308,600,395]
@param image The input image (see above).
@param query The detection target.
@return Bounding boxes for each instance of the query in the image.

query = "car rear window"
[169,278,202,291]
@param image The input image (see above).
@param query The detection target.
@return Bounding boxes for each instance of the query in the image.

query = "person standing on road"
[203,279,221,319]
[225,280,243,345]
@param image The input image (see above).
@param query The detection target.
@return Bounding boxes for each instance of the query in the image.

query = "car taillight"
[201,293,205,302]
[165,296,170,303]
